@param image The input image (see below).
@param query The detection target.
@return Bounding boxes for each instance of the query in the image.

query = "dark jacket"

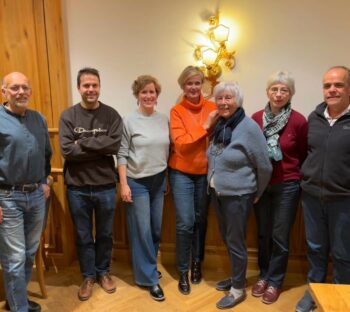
[301,102,350,200]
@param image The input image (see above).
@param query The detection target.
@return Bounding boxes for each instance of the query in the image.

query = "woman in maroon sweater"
[251,71,308,304]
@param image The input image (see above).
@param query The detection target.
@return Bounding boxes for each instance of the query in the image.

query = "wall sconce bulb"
[192,13,236,87]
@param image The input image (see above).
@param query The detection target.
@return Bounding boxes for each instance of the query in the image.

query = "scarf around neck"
[213,107,245,146]
[263,102,292,161]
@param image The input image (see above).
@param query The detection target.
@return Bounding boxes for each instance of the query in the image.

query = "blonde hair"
[177,66,204,88]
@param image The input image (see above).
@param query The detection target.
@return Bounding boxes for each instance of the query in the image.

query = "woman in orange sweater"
[169,66,218,295]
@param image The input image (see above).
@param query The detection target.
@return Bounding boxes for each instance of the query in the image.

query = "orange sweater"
[169,96,217,174]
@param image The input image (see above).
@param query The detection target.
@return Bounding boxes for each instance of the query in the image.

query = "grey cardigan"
[207,116,272,197]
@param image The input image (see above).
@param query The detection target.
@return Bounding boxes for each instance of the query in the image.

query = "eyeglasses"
[269,87,290,95]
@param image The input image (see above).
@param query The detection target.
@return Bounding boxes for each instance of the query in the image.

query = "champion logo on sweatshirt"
[74,127,107,135]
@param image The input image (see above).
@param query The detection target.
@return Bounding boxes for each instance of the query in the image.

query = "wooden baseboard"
[158,244,309,274]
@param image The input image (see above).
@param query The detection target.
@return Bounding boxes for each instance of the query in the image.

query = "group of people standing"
[0,64,349,312]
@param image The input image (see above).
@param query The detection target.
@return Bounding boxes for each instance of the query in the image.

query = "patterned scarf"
[213,107,245,146]
[263,102,291,161]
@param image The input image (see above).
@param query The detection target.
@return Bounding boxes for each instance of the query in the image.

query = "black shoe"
[158,270,162,279]
[178,272,191,295]
[216,278,232,291]
[28,300,41,312]
[149,284,165,301]
[5,299,41,311]
[190,261,202,284]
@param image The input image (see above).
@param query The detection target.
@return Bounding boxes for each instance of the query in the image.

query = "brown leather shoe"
[98,273,116,293]
[251,279,268,297]
[262,286,281,304]
[78,278,95,301]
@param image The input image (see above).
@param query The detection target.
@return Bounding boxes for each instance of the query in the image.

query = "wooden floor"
[0,261,312,312]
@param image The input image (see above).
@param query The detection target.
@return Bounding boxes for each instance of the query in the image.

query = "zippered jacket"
[301,102,350,200]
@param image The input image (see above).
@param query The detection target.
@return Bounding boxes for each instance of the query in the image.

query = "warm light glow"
[220,17,240,47]
[213,24,230,42]
[202,48,217,66]
[192,13,237,87]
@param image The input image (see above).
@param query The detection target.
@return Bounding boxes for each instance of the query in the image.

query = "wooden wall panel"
[0,0,74,265]
[0,0,52,125]
[43,0,71,128]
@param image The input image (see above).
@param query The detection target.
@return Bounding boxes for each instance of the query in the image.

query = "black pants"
[211,189,254,289]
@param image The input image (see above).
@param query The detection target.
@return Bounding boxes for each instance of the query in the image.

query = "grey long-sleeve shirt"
[0,104,52,185]
[117,110,170,179]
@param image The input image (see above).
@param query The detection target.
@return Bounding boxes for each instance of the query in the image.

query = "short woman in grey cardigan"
[117,75,170,302]
[207,81,272,309]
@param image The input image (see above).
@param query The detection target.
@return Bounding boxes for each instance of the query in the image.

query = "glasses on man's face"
[6,85,31,93]
[269,87,290,95]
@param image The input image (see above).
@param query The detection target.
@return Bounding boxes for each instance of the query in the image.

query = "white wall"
[62,0,350,117]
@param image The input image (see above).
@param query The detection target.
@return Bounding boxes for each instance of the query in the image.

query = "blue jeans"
[254,181,300,287]
[67,184,116,278]
[303,192,350,284]
[211,189,254,289]
[0,187,45,312]
[169,169,210,273]
[125,171,166,286]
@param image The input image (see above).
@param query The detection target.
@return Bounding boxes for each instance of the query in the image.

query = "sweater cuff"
[117,157,127,166]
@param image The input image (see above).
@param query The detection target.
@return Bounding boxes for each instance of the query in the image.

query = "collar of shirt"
[324,104,350,126]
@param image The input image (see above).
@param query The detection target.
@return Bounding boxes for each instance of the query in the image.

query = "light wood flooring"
[0,261,313,311]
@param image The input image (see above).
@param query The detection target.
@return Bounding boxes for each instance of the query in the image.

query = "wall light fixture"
[194,14,236,86]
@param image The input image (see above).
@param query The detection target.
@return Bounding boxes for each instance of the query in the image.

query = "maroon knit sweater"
[251,109,308,185]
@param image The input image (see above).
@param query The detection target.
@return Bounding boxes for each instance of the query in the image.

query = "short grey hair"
[213,81,244,107]
[266,71,295,96]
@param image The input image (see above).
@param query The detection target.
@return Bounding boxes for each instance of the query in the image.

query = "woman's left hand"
[202,110,219,130]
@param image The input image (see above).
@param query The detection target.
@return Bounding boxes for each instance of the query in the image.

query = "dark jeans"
[67,184,116,278]
[169,169,210,273]
[125,171,166,286]
[254,181,300,287]
[211,189,254,289]
[303,192,350,284]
